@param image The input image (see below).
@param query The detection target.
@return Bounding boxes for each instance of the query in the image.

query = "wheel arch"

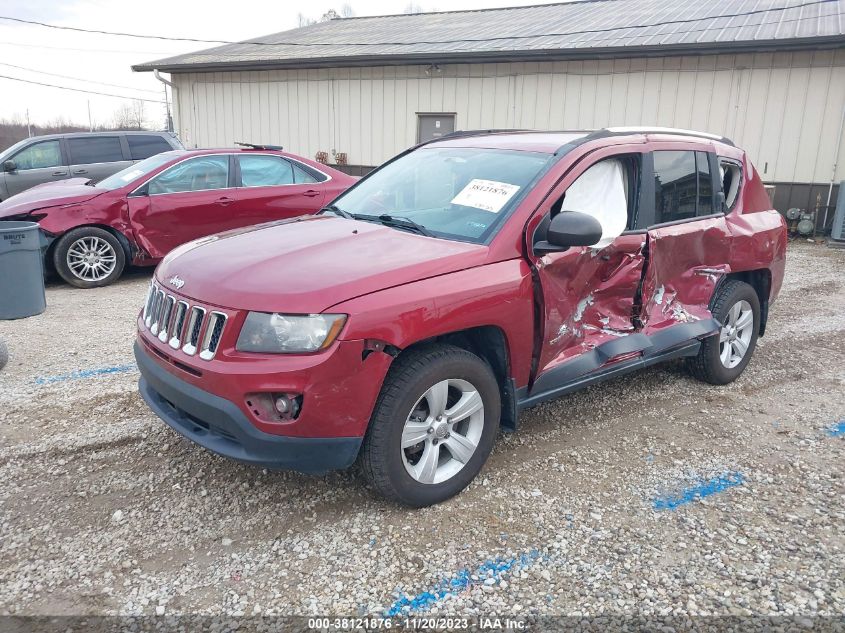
[395,325,518,432]
[722,268,771,336]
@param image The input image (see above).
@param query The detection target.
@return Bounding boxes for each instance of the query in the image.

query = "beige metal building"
[134,0,845,217]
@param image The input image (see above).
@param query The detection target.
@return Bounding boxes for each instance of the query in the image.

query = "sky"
[0,0,563,129]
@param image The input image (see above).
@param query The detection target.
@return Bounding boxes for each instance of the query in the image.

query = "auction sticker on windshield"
[451,179,520,213]
[120,169,145,182]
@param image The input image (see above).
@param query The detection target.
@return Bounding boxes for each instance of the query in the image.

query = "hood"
[156,216,489,313]
[0,178,106,218]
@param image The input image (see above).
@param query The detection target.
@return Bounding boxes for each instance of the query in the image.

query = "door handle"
[302,190,320,197]
[52,171,67,176]
[216,196,234,206]
[72,169,88,175]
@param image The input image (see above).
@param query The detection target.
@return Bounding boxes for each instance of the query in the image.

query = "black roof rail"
[235,142,284,150]
[440,129,531,140]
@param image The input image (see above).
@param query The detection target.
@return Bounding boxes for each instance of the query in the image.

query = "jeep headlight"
[236,312,347,353]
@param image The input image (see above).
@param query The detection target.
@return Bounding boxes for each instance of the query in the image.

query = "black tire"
[360,344,501,507]
[53,227,125,289]
[687,280,760,385]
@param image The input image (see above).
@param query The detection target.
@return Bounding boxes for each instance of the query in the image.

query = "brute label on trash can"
[0,221,47,320]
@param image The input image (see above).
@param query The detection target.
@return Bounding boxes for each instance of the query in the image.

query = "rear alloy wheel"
[54,227,125,289]
[361,344,500,507]
[718,299,754,369]
[687,280,760,385]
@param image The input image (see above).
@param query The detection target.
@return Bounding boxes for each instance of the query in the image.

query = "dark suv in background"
[0,131,183,200]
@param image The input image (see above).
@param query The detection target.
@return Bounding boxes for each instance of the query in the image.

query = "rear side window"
[12,140,62,170]
[68,136,124,164]
[293,163,319,184]
[239,155,294,187]
[293,162,327,183]
[127,135,173,160]
[653,151,697,223]
[719,159,742,211]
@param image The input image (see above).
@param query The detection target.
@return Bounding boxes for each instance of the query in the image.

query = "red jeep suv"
[135,128,786,507]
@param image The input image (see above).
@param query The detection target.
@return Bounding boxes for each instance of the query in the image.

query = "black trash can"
[0,221,47,320]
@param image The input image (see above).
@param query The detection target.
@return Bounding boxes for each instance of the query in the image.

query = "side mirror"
[535,211,603,255]
[2,160,17,173]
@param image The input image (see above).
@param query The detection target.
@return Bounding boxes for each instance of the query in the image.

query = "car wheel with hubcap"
[361,344,500,507]
[688,279,760,385]
[54,227,125,289]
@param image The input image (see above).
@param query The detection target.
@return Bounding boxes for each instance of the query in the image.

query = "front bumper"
[135,341,363,473]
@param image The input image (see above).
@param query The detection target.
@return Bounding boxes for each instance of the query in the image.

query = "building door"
[417,114,455,142]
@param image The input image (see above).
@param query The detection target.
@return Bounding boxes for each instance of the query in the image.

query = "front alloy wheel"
[66,235,117,282]
[360,344,500,507]
[401,378,485,485]
[54,227,126,289]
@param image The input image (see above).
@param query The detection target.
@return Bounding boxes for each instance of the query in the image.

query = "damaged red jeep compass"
[135,128,786,507]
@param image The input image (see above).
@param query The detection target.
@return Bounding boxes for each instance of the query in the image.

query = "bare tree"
[340,3,355,17]
[112,103,136,130]
[132,100,145,130]
[297,13,316,27]
[111,100,146,130]
[404,3,424,13]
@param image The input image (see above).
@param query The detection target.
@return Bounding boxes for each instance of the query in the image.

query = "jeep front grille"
[169,302,189,350]
[141,283,227,361]
[183,306,205,356]
[157,296,175,342]
[199,312,227,360]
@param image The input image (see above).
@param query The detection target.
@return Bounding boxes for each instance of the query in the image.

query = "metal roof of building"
[133,0,845,73]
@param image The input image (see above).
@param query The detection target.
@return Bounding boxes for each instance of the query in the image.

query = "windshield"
[329,147,553,242]
[95,151,183,190]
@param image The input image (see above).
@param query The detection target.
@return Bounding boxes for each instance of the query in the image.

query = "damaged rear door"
[638,148,728,336]
[526,146,648,396]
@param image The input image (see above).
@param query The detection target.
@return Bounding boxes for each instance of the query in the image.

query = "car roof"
[10,131,175,141]
[425,127,735,154]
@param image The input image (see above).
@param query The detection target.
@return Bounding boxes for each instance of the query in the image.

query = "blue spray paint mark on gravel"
[386,549,541,616]
[653,471,744,511]
[35,363,137,385]
[826,421,845,437]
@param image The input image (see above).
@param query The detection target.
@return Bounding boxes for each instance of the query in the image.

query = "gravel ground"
[0,243,843,623]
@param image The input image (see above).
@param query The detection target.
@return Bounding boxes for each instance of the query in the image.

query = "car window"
[12,140,62,170]
[148,155,230,194]
[127,135,173,160]
[292,162,320,184]
[67,136,124,165]
[238,155,294,187]
[653,151,698,224]
[719,158,742,211]
[330,147,553,243]
[696,151,714,216]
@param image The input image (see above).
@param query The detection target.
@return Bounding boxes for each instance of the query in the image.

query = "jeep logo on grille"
[168,275,185,289]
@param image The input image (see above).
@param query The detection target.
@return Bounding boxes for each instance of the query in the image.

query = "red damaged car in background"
[135,128,786,507]
[0,146,355,288]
